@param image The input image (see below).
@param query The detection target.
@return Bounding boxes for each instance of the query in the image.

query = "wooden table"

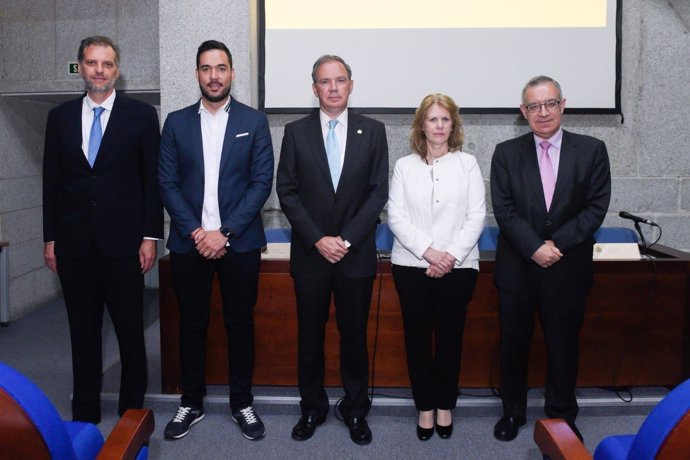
[159,245,690,393]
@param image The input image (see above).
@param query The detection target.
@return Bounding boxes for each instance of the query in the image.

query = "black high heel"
[417,424,434,441]
[435,422,453,439]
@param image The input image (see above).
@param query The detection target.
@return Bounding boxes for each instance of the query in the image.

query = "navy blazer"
[490,129,611,291]
[42,94,163,258]
[276,111,389,278]
[159,98,274,254]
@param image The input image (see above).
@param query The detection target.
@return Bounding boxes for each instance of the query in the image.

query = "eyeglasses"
[523,99,561,113]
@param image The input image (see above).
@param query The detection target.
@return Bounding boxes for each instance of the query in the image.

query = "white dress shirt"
[199,98,231,231]
[319,109,348,168]
[81,91,116,159]
[387,150,486,270]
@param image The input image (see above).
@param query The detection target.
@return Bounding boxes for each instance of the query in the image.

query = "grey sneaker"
[164,406,205,439]
[232,405,266,440]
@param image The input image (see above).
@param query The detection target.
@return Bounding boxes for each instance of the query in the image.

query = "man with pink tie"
[490,75,611,442]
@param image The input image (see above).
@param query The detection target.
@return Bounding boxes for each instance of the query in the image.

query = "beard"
[85,78,116,94]
[200,83,231,103]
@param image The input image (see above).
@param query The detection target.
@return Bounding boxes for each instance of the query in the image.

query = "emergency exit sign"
[68,62,79,75]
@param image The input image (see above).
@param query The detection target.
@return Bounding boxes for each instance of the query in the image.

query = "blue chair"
[265,225,639,255]
[265,225,397,251]
[478,226,500,251]
[373,223,500,252]
[533,378,690,460]
[264,227,291,243]
[0,362,154,460]
[593,227,639,244]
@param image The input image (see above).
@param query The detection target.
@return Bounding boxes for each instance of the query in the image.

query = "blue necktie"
[326,119,341,188]
[88,107,106,167]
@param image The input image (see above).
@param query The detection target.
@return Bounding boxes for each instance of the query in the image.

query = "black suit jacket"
[490,130,611,291]
[43,94,163,258]
[276,111,389,278]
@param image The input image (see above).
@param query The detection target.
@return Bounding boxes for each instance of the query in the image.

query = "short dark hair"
[311,55,352,83]
[78,36,120,66]
[196,40,233,69]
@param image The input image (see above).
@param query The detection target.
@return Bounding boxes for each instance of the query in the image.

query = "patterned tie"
[539,141,556,210]
[326,119,341,188]
[88,107,106,167]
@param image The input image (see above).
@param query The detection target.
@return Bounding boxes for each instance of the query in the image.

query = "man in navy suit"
[276,55,389,445]
[43,36,163,423]
[490,75,611,442]
[159,40,273,441]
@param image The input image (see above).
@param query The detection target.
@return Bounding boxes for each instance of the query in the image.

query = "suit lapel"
[95,96,125,168]
[551,130,575,208]
[519,134,547,211]
[185,102,204,177]
[219,99,249,173]
[305,113,335,193]
[336,112,363,195]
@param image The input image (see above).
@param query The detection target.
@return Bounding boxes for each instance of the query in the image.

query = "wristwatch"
[219,226,234,240]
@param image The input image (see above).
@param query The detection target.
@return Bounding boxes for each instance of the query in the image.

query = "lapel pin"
[357,129,362,134]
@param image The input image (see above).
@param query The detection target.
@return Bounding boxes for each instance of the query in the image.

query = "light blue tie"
[326,119,341,187]
[88,106,105,167]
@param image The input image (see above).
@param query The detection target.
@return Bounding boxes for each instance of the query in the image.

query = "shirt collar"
[534,128,563,150]
[198,97,231,115]
[84,90,116,112]
[319,109,348,129]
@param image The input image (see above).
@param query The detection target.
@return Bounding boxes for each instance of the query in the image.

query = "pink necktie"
[539,141,556,210]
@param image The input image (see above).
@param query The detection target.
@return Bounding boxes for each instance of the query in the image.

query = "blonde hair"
[410,93,464,158]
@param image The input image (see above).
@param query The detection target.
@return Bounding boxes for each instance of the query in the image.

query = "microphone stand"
[634,221,648,255]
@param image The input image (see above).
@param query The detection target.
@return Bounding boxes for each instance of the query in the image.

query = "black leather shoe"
[416,425,434,441]
[493,415,526,441]
[347,417,372,445]
[436,422,453,439]
[291,415,325,441]
[567,420,584,442]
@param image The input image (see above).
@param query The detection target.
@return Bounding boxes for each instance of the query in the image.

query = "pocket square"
[236,132,249,138]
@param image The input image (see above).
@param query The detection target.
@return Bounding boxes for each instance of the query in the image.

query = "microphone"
[619,211,656,225]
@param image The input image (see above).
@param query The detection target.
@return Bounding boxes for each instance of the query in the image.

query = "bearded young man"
[158,39,274,441]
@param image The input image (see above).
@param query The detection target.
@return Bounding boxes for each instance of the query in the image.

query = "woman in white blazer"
[387,94,486,441]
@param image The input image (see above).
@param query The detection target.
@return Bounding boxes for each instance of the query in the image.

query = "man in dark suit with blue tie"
[276,55,389,445]
[490,75,611,442]
[43,36,163,423]
[159,40,274,441]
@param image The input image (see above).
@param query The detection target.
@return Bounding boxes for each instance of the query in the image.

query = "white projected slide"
[262,0,619,112]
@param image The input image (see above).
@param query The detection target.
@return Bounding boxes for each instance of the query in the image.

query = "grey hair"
[521,75,563,103]
[311,55,352,83]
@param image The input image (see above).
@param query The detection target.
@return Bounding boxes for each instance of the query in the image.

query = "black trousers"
[392,265,478,411]
[170,247,260,412]
[293,272,374,419]
[57,249,146,424]
[498,259,589,422]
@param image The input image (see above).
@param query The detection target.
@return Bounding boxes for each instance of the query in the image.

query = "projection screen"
[260,0,621,113]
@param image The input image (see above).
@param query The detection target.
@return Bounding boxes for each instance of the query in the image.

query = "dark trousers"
[170,248,260,412]
[498,261,588,422]
[57,249,146,424]
[293,272,374,419]
[392,265,478,411]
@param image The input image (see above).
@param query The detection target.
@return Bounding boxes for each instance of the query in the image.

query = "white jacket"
[387,150,486,269]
